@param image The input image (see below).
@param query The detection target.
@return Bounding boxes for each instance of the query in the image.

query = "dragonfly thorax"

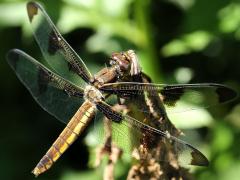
[84,85,104,104]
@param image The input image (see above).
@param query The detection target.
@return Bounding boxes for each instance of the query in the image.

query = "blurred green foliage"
[0,0,240,180]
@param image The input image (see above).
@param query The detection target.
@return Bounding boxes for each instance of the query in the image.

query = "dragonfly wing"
[7,49,84,124]
[26,2,92,85]
[100,82,237,113]
[96,101,209,166]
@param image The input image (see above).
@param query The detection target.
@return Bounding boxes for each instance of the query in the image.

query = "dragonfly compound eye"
[111,52,131,73]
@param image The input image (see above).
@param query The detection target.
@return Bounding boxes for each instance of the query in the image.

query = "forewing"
[100,82,237,113]
[96,101,209,166]
[27,2,92,85]
[6,49,84,124]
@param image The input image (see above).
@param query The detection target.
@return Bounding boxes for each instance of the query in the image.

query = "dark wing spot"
[27,2,39,22]
[64,84,83,98]
[6,49,20,70]
[161,86,184,107]
[190,151,209,166]
[48,30,62,55]
[72,91,83,98]
[216,86,238,103]
[38,68,51,95]
[68,62,73,71]
[67,62,79,74]
[186,144,209,166]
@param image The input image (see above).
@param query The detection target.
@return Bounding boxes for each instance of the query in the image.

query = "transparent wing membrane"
[27,2,92,85]
[101,82,237,113]
[7,49,84,124]
[96,101,209,166]
[93,104,136,156]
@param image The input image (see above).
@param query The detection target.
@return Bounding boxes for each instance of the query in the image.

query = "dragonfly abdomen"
[32,101,96,177]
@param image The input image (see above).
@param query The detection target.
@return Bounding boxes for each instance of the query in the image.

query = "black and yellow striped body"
[32,101,96,176]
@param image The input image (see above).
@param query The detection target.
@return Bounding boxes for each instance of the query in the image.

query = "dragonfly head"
[110,50,142,77]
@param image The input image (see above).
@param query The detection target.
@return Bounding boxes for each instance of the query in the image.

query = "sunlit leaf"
[161,31,213,57]
[168,0,195,10]
[218,3,240,35]
[214,153,233,172]
[61,170,100,180]
[219,162,240,180]
[174,67,194,84]
[212,123,233,153]
[0,2,26,27]
[226,104,240,129]
[168,101,213,129]
[86,30,121,54]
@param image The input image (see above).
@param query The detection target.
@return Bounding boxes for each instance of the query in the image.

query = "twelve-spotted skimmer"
[6,1,237,177]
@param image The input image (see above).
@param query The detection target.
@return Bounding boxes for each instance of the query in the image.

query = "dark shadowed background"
[0,0,240,180]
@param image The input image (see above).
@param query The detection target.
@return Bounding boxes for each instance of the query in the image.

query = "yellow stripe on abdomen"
[32,101,96,177]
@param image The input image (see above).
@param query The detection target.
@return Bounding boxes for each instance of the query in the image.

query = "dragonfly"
[6,1,237,177]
